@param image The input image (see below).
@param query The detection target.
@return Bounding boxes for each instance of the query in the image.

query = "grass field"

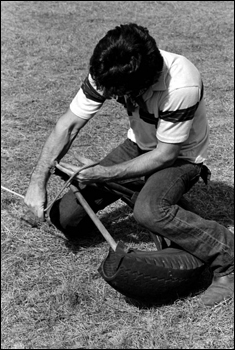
[1,1,234,349]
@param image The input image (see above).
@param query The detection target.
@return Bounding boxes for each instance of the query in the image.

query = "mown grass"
[1,1,234,349]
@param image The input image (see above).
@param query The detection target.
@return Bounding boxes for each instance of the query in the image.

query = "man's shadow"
[63,180,233,307]
[65,180,234,251]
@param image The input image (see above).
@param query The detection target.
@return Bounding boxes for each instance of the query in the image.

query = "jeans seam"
[157,176,234,258]
[165,205,233,255]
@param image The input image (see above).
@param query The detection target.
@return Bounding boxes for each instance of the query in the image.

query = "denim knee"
[133,196,162,228]
[134,198,179,237]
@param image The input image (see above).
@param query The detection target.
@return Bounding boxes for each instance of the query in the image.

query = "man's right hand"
[24,183,47,221]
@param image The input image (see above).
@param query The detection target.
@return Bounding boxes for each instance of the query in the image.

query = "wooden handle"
[70,184,117,252]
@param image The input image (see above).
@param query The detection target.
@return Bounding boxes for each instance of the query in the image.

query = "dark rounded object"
[98,242,208,303]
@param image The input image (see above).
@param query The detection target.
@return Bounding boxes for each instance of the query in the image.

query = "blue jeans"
[50,139,234,277]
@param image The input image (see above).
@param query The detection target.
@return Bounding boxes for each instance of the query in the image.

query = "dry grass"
[1,1,234,349]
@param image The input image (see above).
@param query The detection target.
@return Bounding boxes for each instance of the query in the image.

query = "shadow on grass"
[61,180,234,307]
[64,180,234,250]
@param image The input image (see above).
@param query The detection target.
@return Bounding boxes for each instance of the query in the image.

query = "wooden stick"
[70,184,117,252]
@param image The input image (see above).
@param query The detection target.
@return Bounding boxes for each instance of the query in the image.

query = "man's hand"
[24,183,47,221]
[77,164,107,184]
[58,161,106,185]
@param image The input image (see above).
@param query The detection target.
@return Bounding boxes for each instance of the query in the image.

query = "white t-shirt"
[70,50,209,164]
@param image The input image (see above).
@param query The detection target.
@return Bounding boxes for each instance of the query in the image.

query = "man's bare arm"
[30,109,87,185]
[69,140,182,184]
[24,108,87,219]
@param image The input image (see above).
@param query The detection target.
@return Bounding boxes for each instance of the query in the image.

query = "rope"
[1,185,24,199]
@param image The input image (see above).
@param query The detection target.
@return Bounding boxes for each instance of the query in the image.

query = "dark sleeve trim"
[200,82,204,101]
[81,76,106,103]
[159,102,199,123]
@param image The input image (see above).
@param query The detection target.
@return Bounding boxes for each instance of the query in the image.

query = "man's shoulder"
[160,49,193,68]
[159,49,202,91]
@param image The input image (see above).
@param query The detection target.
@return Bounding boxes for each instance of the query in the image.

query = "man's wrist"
[30,166,50,187]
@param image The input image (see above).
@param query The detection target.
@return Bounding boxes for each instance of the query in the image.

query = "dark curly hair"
[89,23,164,98]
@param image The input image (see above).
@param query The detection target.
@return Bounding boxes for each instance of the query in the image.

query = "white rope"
[1,185,24,199]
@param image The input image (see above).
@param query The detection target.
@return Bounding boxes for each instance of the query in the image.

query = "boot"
[201,273,234,306]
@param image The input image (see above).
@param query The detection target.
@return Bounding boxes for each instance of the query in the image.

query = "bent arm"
[30,108,88,187]
[24,108,87,219]
[77,140,182,183]
[109,140,182,180]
